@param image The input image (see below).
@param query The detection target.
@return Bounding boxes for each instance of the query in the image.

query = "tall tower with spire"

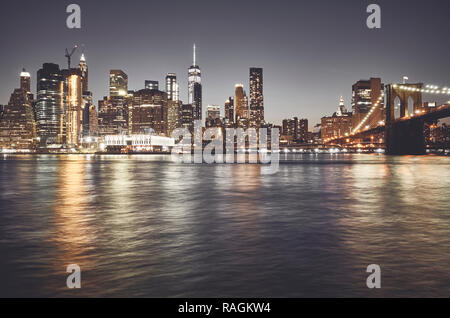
[188,44,202,121]
[336,96,347,116]
[78,53,88,91]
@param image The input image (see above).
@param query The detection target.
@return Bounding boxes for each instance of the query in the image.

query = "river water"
[0,154,449,297]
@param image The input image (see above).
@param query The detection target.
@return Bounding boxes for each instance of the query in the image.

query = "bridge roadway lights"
[385,119,425,155]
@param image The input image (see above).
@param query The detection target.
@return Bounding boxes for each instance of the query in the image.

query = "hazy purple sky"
[1,0,449,127]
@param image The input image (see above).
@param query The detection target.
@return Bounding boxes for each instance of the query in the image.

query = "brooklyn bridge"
[324,82,450,155]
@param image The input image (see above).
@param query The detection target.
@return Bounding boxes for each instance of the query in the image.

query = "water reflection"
[51,156,97,294]
[0,154,450,297]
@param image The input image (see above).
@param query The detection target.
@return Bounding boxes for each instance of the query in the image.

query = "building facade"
[130,89,168,135]
[249,67,264,127]
[165,73,179,102]
[36,63,64,146]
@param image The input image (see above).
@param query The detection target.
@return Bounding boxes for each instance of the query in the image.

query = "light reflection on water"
[0,154,450,297]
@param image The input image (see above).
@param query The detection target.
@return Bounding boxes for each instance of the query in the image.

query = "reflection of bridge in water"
[326,82,450,155]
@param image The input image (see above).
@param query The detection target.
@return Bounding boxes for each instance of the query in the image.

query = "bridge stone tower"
[385,83,425,155]
[386,83,423,123]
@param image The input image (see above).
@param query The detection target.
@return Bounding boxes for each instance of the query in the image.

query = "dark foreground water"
[0,154,450,297]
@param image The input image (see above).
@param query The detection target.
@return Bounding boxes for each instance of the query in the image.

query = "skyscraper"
[188,44,202,121]
[166,73,179,101]
[249,67,264,127]
[36,63,64,145]
[79,54,88,91]
[235,84,249,127]
[20,69,35,117]
[110,70,128,97]
[62,68,83,146]
[20,69,31,93]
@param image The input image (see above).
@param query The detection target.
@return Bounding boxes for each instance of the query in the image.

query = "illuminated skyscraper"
[36,63,64,145]
[63,68,83,146]
[79,54,88,91]
[20,69,35,117]
[249,67,264,127]
[20,69,31,93]
[235,84,249,126]
[166,73,179,101]
[110,70,128,97]
[188,44,202,121]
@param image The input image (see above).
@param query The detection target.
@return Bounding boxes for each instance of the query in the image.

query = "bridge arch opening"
[407,96,414,117]
[394,96,401,120]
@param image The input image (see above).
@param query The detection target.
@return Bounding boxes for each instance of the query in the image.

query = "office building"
[36,63,64,145]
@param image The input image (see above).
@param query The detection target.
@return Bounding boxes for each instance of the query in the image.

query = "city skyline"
[1,0,450,127]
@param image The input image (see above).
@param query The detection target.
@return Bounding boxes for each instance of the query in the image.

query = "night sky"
[1,0,449,127]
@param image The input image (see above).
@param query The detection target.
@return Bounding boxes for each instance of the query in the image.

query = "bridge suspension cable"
[393,84,450,95]
[352,92,385,134]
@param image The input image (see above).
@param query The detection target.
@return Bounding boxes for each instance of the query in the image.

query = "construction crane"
[65,45,78,69]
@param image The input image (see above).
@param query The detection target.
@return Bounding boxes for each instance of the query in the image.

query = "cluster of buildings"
[0,45,271,152]
[320,78,384,142]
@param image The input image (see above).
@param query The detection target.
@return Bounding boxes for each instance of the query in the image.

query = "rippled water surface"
[1,154,450,297]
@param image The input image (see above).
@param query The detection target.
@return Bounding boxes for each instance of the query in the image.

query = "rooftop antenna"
[193,43,196,66]
[65,45,78,69]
